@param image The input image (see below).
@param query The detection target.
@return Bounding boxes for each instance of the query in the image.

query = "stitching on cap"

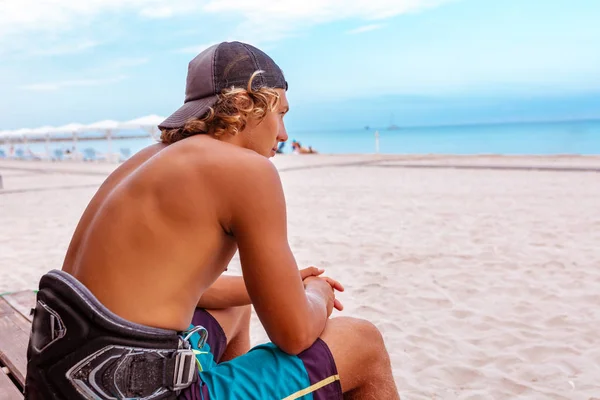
[240,42,263,88]
[212,44,219,94]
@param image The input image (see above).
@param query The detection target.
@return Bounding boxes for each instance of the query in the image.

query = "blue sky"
[1,0,600,130]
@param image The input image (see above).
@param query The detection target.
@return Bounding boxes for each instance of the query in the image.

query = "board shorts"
[179,309,343,400]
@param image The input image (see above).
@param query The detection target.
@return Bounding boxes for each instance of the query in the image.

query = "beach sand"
[1,155,599,399]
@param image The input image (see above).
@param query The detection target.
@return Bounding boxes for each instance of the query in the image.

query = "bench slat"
[0,298,30,388]
[2,292,36,322]
[0,368,23,399]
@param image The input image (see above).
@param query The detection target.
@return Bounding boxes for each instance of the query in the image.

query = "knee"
[346,318,389,362]
[353,318,385,345]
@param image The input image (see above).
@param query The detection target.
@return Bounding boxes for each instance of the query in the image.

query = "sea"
[4,119,600,158]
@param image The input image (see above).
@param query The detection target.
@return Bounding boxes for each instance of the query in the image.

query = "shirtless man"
[25,41,399,399]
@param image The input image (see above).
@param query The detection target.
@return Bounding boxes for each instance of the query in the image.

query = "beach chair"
[14,149,25,160]
[0,149,6,158]
[0,290,37,398]
[53,149,64,161]
[119,147,131,162]
[83,148,110,162]
[83,148,97,162]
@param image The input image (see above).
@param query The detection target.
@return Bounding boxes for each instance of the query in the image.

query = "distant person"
[292,139,318,154]
[291,139,301,154]
[25,41,398,399]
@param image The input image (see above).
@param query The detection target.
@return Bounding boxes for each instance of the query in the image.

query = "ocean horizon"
[3,118,600,158]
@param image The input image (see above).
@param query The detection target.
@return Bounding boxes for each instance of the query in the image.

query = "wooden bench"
[0,291,36,399]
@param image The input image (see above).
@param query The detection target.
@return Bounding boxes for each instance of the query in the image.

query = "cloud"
[139,6,177,19]
[2,0,452,51]
[347,24,386,34]
[201,0,450,41]
[2,0,164,37]
[21,76,127,91]
[29,40,101,56]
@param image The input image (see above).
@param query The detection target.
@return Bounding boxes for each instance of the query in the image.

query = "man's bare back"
[62,136,271,330]
[26,42,399,399]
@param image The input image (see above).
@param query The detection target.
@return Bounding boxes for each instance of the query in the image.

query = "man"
[25,41,399,399]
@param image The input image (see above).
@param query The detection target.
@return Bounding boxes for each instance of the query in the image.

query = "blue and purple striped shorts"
[179,309,342,400]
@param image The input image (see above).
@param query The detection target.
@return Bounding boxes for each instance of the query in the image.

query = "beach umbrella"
[0,130,14,149]
[121,114,164,129]
[54,123,86,152]
[0,130,15,157]
[6,128,33,143]
[85,120,122,131]
[0,130,13,143]
[1,128,34,159]
[54,123,85,134]
[84,120,122,161]
[28,126,59,158]
[28,125,56,136]
[121,114,165,140]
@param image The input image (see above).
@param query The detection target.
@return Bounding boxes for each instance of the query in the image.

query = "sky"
[1,0,600,130]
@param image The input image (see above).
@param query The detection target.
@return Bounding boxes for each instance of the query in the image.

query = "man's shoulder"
[218,147,280,191]
[155,136,279,184]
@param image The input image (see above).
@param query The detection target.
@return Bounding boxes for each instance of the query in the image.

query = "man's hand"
[300,266,345,290]
[304,276,336,317]
[301,267,345,312]
[300,266,325,280]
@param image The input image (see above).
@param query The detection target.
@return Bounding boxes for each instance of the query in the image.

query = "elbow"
[272,329,316,356]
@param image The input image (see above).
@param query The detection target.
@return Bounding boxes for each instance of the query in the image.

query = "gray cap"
[159,41,288,130]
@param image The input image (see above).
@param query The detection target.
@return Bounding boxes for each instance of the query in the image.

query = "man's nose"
[279,128,288,142]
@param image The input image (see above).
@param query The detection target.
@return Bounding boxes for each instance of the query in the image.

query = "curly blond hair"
[160,71,281,144]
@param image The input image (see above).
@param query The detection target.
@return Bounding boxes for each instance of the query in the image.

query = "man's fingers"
[323,277,344,292]
[300,266,324,279]
[302,271,344,313]
[333,298,344,311]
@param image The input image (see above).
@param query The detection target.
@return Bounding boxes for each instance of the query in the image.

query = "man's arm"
[196,268,337,309]
[227,157,334,355]
[197,275,250,309]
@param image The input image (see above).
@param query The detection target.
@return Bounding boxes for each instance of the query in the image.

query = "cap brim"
[158,95,219,130]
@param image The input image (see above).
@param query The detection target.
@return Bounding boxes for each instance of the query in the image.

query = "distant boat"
[387,113,401,130]
[364,125,370,130]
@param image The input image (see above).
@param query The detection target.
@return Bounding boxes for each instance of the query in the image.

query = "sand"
[1,155,600,399]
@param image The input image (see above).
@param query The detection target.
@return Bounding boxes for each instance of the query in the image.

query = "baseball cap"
[158,41,288,130]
